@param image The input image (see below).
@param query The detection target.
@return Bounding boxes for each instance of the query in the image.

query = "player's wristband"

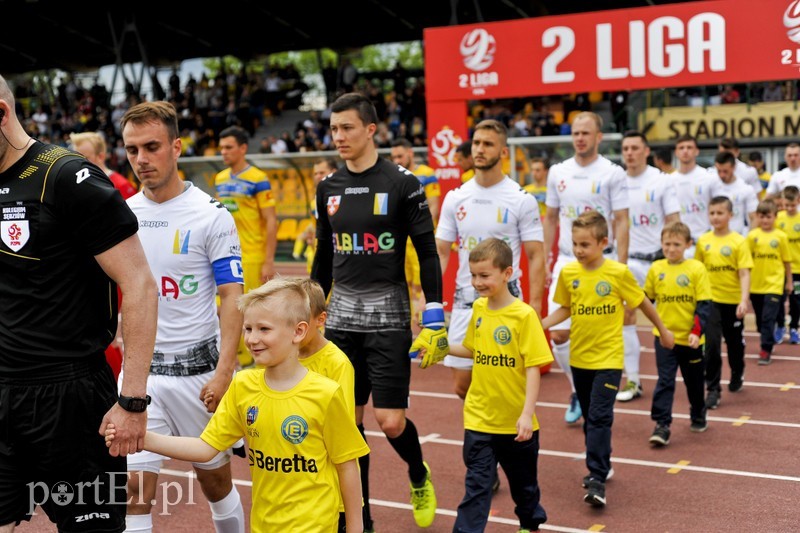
[420,303,445,330]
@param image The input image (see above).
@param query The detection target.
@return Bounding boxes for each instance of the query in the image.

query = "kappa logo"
[2,221,28,252]
[460,29,496,71]
[327,195,341,216]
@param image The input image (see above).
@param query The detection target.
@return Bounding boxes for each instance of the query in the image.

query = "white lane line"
[410,390,800,428]
[368,498,593,532]
[637,345,800,362]
[362,433,800,483]
[161,468,591,532]
[543,367,800,390]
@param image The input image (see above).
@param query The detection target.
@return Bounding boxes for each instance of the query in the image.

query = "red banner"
[424,0,800,101]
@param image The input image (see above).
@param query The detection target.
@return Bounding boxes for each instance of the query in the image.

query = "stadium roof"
[2,0,694,75]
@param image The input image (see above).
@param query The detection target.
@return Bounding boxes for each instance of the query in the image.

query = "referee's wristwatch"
[118,394,151,413]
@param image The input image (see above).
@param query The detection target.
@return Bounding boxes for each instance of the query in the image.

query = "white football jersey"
[674,165,713,242]
[709,177,759,235]
[128,183,242,355]
[766,166,800,196]
[627,166,680,254]
[708,159,761,197]
[437,176,542,307]
[546,155,629,256]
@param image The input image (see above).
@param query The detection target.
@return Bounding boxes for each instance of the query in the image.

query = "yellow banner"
[638,101,800,141]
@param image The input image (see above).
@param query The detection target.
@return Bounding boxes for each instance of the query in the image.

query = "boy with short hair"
[695,196,753,408]
[748,199,792,365]
[645,222,713,446]
[542,211,674,508]
[444,238,551,533]
[106,279,369,533]
[295,277,361,532]
[775,186,800,344]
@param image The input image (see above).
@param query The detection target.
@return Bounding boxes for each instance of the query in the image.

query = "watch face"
[120,395,150,412]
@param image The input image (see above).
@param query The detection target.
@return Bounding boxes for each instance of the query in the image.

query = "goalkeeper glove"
[409,303,449,369]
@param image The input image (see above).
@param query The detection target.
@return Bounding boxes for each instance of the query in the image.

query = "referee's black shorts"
[326,328,412,409]
[0,354,126,532]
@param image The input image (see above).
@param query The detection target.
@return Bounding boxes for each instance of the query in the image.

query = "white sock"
[552,340,575,392]
[209,485,245,533]
[623,324,641,384]
[125,514,152,533]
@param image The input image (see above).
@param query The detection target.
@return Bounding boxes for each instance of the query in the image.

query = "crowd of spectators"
[10,66,800,172]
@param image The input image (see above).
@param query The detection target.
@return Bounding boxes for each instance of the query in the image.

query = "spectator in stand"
[720,85,741,104]
[762,82,784,102]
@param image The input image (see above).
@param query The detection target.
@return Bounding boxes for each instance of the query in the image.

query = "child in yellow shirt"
[748,199,792,364]
[645,222,713,446]
[542,211,673,508]
[445,238,552,532]
[106,279,368,533]
[694,196,753,408]
[775,185,800,344]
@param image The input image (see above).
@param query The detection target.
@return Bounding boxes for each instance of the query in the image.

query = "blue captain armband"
[213,257,244,285]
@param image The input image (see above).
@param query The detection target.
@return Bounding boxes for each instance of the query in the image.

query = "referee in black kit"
[0,74,157,533]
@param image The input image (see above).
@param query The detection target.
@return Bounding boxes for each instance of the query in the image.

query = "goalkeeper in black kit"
[311,93,446,531]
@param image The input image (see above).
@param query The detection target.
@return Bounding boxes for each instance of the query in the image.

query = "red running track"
[18,317,800,532]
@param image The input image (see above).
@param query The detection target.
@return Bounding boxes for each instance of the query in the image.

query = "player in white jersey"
[121,102,246,533]
[673,134,713,258]
[436,119,545,400]
[617,132,680,402]
[708,138,762,197]
[710,151,759,235]
[544,112,629,423]
[766,143,800,196]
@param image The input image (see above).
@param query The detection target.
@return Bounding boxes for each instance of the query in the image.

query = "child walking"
[747,199,792,365]
[542,211,674,507]
[645,222,713,446]
[444,238,552,533]
[695,196,753,407]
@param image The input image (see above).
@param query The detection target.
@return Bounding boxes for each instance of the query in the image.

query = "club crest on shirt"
[557,180,567,193]
[475,317,482,329]
[770,239,779,248]
[282,415,309,444]
[572,280,580,289]
[720,246,732,257]
[659,273,665,281]
[493,326,512,345]
[246,406,259,426]
[327,195,341,216]
[456,205,467,221]
[1,220,29,252]
[595,281,611,297]
[676,274,690,287]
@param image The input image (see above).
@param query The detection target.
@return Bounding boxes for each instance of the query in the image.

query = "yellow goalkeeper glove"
[409,304,449,369]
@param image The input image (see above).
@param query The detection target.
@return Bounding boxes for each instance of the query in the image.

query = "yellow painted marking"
[667,460,691,474]
[733,416,751,427]
[588,525,606,531]
[780,382,795,392]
